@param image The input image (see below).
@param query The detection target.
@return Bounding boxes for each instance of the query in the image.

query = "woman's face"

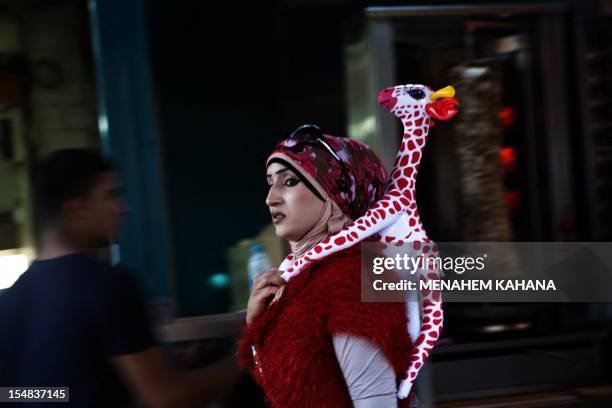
[266,162,325,242]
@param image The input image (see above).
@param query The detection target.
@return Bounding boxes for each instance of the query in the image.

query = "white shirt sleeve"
[332,333,398,408]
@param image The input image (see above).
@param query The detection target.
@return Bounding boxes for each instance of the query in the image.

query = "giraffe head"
[377,84,459,124]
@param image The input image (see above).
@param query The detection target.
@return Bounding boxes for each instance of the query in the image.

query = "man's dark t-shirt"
[0,253,156,407]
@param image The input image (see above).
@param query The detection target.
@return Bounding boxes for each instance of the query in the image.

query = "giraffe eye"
[407,89,425,100]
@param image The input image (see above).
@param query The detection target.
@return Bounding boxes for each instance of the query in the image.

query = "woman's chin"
[274,228,291,241]
[274,224,299,242]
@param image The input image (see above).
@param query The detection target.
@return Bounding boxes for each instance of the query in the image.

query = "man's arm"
[112,346,242,408]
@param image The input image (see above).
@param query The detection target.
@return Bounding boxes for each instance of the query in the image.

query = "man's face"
[70,171,127,247]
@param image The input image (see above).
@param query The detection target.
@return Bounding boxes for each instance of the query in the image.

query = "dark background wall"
[148,2,277,315]
[147,1,353,315]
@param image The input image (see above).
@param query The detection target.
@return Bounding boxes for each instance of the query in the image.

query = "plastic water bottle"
[248,244,272,288]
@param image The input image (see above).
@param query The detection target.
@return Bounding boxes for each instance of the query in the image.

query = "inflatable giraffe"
[278,84,459,398]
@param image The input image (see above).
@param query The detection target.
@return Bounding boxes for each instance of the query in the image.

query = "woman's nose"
[266,185,282,207]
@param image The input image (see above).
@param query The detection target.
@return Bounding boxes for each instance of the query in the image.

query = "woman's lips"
[271,212,286,225]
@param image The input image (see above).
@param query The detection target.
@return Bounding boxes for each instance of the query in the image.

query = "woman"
[238,124,415,407]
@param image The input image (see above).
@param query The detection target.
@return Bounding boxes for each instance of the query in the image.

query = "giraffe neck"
[388,114,430,200]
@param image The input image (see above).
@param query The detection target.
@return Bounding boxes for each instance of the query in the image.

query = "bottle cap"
[250,243,264,254]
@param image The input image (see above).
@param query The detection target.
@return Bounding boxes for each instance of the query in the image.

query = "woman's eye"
[284,177,299,187]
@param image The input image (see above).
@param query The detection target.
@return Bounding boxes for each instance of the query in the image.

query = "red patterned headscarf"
[266,125,388,220]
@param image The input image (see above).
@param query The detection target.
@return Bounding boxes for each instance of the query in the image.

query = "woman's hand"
[246,268,286,325]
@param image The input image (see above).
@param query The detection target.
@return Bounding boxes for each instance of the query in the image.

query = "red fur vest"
[237,244,413,407]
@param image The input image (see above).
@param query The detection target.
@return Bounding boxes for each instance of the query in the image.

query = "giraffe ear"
[377,88,397,110]
[425,97,459,121]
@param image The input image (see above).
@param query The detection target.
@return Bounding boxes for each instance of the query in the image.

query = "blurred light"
[110,243,121,265]
[495,35,524,54]
[209,273,230,288]
[0,252,29,290]
[498,106,515,129]
[98,114,109,135]
[511,322,532,330]
[505,190,521,218]
[348,116,375,141]
[482,324,507,333]
[462,66,488,78]
[499,147,517,173]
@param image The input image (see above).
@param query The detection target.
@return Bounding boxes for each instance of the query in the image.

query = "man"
[0,149,240,407]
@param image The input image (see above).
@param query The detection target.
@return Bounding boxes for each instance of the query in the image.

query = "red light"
[499,107,515,129]
[499,147,517,173]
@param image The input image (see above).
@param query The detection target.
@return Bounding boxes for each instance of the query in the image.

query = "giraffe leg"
[398,242,443,399]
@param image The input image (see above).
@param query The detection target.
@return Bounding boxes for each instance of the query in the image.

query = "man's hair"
[36,149,115,222]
